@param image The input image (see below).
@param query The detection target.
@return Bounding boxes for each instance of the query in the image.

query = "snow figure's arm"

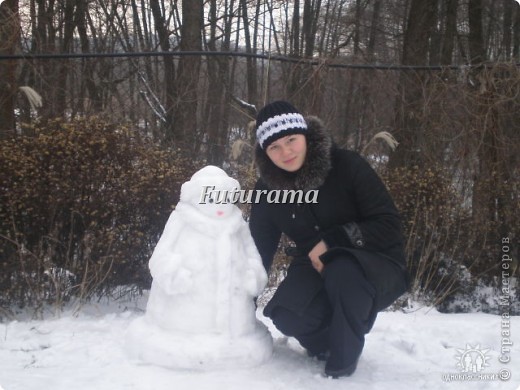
[148,211,191,294]
[239,221,268,296]
[149,211,183,276]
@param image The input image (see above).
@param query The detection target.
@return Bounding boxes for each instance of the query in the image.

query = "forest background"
[0,0,518,319]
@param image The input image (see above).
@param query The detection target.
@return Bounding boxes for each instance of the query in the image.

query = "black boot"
[325,357,359,378]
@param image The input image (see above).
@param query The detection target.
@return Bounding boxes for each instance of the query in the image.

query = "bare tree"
[286,0,323,112]
[240,0,259,106]
[502,0,514,60]
[302,0,322,57]
[172,0,203,149]
[441,0,458,65]
[291,0,301,56]
[150,0,177,142]
[367,0,382,60]
[204,0,236,165]
[514,1,520,60]
[0,0,19,139]
[468,0,486,64]
[390,0,437,168]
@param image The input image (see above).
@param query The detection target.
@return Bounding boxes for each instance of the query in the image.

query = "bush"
[381,164,518,314]
[0,118,196,315]
[382,165,474,307]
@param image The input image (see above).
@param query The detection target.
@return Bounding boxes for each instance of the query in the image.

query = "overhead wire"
[1,50,517,70]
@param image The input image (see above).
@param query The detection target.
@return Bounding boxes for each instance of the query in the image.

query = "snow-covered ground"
[0,293,518,390]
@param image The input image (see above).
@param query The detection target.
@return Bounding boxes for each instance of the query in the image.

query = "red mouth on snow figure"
[216,211,224,217]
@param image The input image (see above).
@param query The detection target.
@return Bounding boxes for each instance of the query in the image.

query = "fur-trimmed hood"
[254,116,333,191]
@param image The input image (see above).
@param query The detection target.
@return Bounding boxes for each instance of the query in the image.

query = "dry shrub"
[382,165,476,307]
[0,118,196,316]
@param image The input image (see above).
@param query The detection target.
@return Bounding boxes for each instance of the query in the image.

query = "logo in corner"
[455,344,491,373]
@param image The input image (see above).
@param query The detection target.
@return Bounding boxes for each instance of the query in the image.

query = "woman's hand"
[308,240,327,273]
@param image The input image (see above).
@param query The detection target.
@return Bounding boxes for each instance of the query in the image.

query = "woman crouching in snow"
[249,101,409,378]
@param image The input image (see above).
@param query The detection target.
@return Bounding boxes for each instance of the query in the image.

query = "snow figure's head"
[180,166,240,219]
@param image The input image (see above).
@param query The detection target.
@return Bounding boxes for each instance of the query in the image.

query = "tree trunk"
[367,0,382,60]
[0,0,19,139]
[390,0,437,168]
[291,0,301,57]
[353,0,362,55]
[54,0,75,115]
[303,0,321,57]
[173,0,203,150]
[402,0,437,65]
[205,0,233,166]
[429,0,441,65]
[150,0,177,143]
[241,0,258,106]
[440,0,458,65]
[468,0,486,64]
[502,0,513,60]
[287,0,322,113]
[77,1,104,113]
[514,2,520,60]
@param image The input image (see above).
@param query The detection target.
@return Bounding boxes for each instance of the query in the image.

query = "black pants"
[265,257,377,368]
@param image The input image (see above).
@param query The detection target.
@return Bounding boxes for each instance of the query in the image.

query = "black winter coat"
[250,116,409,312]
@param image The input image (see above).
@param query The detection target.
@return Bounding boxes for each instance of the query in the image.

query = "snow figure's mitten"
[243,267,263,296]
[165,268,193,295]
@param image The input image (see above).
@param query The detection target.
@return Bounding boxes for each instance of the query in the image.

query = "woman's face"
[265,134,307,172]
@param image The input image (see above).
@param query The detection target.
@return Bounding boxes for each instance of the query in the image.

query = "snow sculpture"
[127,166,272,370]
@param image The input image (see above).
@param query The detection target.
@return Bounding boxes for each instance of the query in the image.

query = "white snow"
[0,296,518,390]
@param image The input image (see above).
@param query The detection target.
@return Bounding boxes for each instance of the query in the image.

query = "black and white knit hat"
[255,100,307,149]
